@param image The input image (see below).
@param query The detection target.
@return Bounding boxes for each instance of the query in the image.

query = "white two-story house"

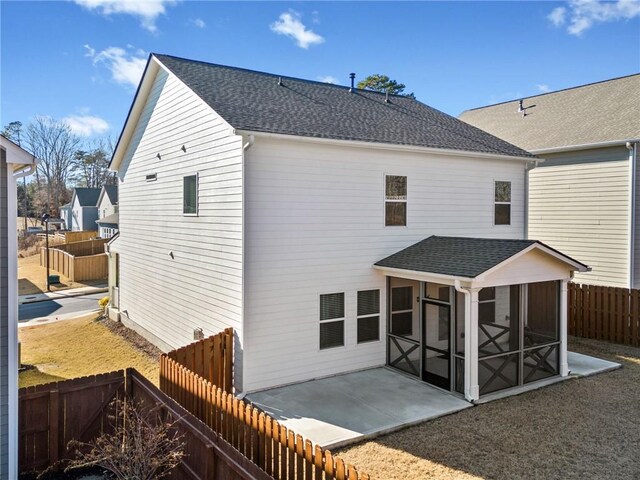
[108,54,587,403]
[95,185,118,238]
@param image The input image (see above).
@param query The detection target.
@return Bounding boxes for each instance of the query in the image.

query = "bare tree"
[66,397,185,480]
[72,136,117,188]
[25,117,80,215]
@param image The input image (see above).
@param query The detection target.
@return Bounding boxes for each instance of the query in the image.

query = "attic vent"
[146,173,157,182]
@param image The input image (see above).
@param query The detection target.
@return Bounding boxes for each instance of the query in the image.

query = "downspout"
[627,142,637,289]
[454,280,474,402]
[524,159,540,240]
[237,134,254,397]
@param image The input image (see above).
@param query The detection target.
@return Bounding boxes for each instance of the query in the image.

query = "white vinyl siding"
[114,67,245,388]
[528,147,630,288]
[243,136,525,392]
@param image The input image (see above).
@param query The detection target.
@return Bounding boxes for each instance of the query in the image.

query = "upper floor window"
[494,181,511,225]
[385,175,407,226]
[183,174,198,215]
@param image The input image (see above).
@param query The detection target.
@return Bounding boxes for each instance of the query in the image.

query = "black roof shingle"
[153,54,534,159]
[375,236,585,278]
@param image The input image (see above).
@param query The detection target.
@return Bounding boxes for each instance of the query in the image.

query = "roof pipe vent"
[349,73,356,92]
[385,89,390,103]
[278,76,282,86]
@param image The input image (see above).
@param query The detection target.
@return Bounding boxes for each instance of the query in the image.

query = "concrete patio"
[246,351,621,449]
[247,367,471,449]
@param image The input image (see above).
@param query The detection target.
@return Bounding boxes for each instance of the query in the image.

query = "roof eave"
[237,129,536,162]
[372,264,476,284]
[531,138,640,155]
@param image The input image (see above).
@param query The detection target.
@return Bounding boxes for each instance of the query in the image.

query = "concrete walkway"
[19,285,108,304]
[247,368,471,449]
[247,352,621,448]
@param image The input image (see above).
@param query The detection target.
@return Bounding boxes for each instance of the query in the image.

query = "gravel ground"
[336,337,640,480]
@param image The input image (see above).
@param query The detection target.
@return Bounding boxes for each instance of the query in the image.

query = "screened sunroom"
[374,236,589,402]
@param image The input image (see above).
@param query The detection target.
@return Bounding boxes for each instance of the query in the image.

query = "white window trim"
[384,173,408,228]
[183,172,199,217]
[493,179,511,226]
[356,289,381,344]
[318,292,346,351]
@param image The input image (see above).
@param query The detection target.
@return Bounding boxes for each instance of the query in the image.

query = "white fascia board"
[238,130,535,163]
[0,136,36,166]
[109,56,160,172]
[372,264,475,285]
[475,243,589,282]
[531,138,640,155]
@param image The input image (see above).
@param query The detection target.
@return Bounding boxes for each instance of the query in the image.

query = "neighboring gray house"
[0,135,36,478]
[69,187,100,231]
[460,74,640,288]
[108,54,587,404]
[95,185,118,238]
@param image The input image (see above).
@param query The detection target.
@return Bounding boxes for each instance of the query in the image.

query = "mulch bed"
[97,315,163,362]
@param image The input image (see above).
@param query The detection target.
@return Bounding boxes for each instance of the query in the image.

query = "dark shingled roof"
[103,185,118,205]
[153,54,533,159]
[73,188,101,207]
[376,236,542,278]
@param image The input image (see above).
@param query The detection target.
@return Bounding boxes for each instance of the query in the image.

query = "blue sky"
[2,0,639,142]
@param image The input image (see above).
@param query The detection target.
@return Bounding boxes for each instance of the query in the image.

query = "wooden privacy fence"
[19,371,126,472]
[19,369,272,480]
[160,331,370,480]
[64,230,98,243]
[568,283,640,347]
[40,248,107,282]
[167,328,234,393]
[54,238,108,256]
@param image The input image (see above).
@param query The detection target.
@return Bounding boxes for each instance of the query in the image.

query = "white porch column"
[464,288,480,401]
[559,279,570,376]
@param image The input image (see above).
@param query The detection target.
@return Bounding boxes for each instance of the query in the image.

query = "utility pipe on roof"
[627,141,637,288]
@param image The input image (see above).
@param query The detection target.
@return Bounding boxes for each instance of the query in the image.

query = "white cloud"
[536,84,551,93]
[63,114,110,137]
[270,11,325,49]
[548,7,567,26]
[318,75,338,84]
[74,0,177,33]
[192,18,206,28]
[85,44,147,88]
[548,0,640,36]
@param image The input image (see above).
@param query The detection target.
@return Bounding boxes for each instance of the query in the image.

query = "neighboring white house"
[107,54,587,402]
[1,135,36,479]
[460,74,640,288]
[69,187,100,231]
[95,185,118,238]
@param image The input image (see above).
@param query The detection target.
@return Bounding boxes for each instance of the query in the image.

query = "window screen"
[320,293,345,349]
[357,290,380,343]
[385,175,407,226]
[391,286,413,337]
[184,174,198,215]
[494,181,511,225]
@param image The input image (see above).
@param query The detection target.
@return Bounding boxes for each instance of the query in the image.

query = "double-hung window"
[183,174,198,215]
[357,290,380,343]
[494,180,511,225]
[385,175,407,226]
[319,293,345,349]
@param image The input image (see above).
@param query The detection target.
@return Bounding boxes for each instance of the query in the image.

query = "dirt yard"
[18,254,106,295]
[336,337,640,480]
[19,314,161,388]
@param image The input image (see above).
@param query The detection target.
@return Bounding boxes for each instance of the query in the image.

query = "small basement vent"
[146,173,157,182]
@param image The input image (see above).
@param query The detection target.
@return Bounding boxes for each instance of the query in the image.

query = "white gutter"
[13,163,36,179]
[237,130,535,163]
[627,141,637,288]
[531,138,640,155]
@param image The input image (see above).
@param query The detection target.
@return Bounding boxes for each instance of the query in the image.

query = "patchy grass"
[18,254,106,295]
[336,338,640,480]
[19,314,161,388]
